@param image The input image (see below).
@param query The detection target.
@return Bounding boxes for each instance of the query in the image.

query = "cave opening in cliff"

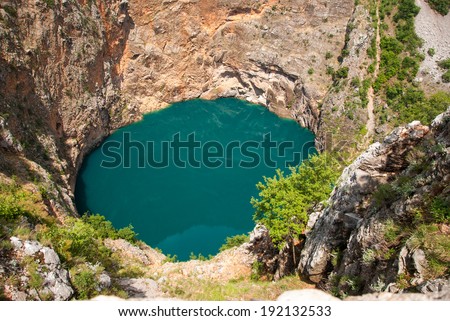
[74,98,315,260]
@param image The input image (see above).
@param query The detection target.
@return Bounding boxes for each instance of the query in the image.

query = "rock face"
[122,0,354,131]
[104,238,166,266]
[3,237,74,301]
[0,0,136,215]
[299,109,450,295]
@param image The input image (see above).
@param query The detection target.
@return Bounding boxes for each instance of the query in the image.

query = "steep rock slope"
[0,0,136,212]
[299,108,449,296]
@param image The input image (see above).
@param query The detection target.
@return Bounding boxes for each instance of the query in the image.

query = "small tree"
[251,153,341,249]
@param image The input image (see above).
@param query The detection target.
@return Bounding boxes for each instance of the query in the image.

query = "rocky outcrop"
[247,225,302,281]
[2,237,74,301]
[104,238,166,266]
[299,120,430,282]
[299,108,450,295]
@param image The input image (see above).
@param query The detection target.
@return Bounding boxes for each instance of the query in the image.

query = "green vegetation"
[38,215,134,267]
[219,234,249,252]
[251,153,341,248]
[438,58,450,69]
[430,197,450,223]
[308,68,314,75]
[371,139,450,284]
[427,0,450,15]
[189,253,210,261]
[387,89,450,125]
[438,58,450,83]
[81,214,137,243]
[368,0,450,126]
[333,67,349,80]
[329,273,362,298]
[427,48,435,57]
[163,254,179,263]
[0,180,138,299]
[443,70,450,83]
[43,0,55,8]
[408,224,449,278]
[162,275,312,301]
[1,5,17,18]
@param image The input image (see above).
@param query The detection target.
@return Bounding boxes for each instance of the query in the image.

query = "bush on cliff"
[251,153,341,248]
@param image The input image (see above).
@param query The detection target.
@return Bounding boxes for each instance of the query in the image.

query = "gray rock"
[40,248,61,266]
[117,278,163,299]
[11,290,28,301]
[299,120,431,284]
[10,237,22,250]
[411,249,427,277]
[98,273,112,290]
[23,241,42,256]
[417,279,450,294]
[50,281,74,301]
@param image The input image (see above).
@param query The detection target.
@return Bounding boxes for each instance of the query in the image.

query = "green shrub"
[70,265,99,300]
[427,0,450,15]
[81,214,137,243]
[430,197,450,223]
[189,253,209,261]
[438,58,450,69]
[2,5,17,18]
[442,70,450,83]
[427,48,436,56]
[334,67,349,80]
[220,234,249,252]
[0,197,29,220]
[380,37,404,54]
[384,219,402,243]
[326,66,335,76]
[251,153,340,248]
[308,68,314,75]
[43,0,55,8]
[250,261,265,281]
[389,89,450,125]
[394,0,420,22]
[163,254,178,263]
[350,77,360,88]
[38,217,114,267]
[408,224,449,278]
[374,184,399,207]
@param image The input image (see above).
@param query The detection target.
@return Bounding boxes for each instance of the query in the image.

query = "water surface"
[75,98,315,260]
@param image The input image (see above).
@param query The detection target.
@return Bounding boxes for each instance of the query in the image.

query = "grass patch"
[427,0,450,15]
[219,234,249,252]
[407,224,449,278]
[162,275,313,301]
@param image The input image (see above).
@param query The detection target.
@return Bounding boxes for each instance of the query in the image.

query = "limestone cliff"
[121,0,354,132]
[299,108,449,296]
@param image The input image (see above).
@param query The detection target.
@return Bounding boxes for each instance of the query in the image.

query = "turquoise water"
[75,98,315,260]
